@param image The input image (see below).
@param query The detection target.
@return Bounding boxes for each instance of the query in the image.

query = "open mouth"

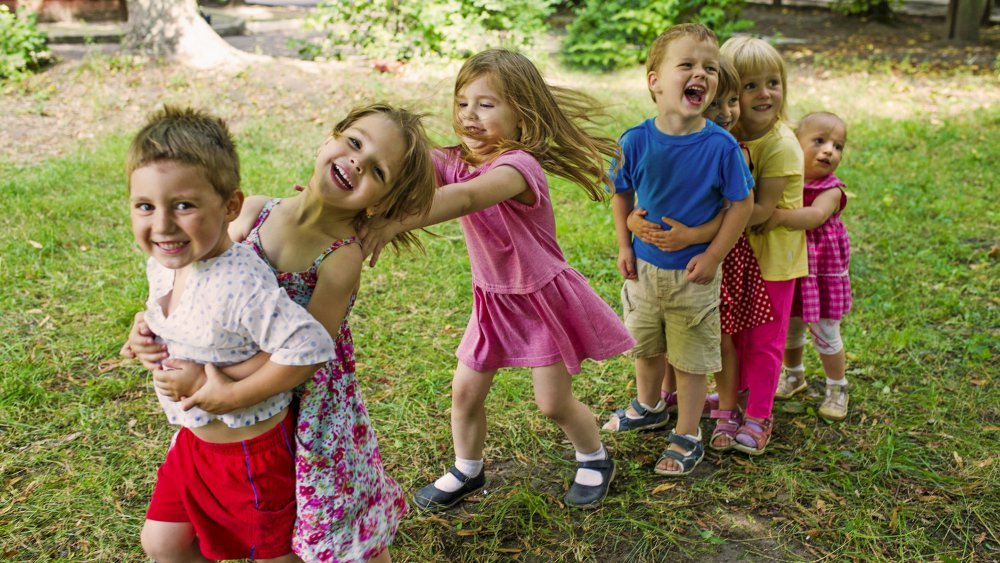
[684,85,706,105]
[331,163,354,191]
[155,241,189,254]
[714,116,731,128]
[753,104,772,112]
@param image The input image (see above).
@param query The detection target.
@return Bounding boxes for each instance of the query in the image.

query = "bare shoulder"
[230,195,272,242]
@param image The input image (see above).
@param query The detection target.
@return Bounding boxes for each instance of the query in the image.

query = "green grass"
[0,57,997,561]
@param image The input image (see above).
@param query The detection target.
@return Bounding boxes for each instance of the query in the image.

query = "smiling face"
[648,35,720,133]
[311,113,406,215]
[796,114,847,181]
[130,161,242,270]
[704,87,741,132]
[455,75,521,156]
[737,70,784,140]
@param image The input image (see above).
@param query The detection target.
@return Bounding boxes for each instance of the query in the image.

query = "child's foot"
[653,430,704,476]
[660,390,679,413]
[818,383,849,421]
[564,452,615,509]
[709,409,741,451]
[775,367,807,399]
[662,390,715,417]
[412,467,485,512]
[732,416,772,455]
[602,398,669,432]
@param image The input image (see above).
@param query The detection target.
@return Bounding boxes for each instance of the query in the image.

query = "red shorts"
[146,410,296,560]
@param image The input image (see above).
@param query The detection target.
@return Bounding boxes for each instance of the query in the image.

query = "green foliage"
[830,0,899,19]
[0,6,50,79]
[301,0,557,62]
[561,0,753,71]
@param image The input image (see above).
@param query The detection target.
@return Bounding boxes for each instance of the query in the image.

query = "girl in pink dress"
[365,49,635,510]
[765,112,852,422]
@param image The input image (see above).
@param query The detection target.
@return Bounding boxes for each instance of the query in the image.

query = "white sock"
[786,365,805,375]
[574,445,607,486]
[434,457,483,493]
[827,377,848,387]
[627,400,665,418]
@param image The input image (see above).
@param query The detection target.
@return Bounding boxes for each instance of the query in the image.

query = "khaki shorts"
[621,259,721,375]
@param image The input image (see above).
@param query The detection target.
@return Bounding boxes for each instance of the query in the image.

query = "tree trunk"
[124,0,254,68]
[946,0,987,42]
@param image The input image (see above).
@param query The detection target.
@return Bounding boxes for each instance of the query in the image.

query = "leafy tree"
[0,5,50,79]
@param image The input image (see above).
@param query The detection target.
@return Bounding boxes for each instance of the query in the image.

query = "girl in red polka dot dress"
[626,58,773,451]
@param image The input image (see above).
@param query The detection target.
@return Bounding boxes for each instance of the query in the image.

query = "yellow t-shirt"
[745,122,808,281]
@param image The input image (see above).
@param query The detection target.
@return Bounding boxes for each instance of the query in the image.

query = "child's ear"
[225,190,245,221]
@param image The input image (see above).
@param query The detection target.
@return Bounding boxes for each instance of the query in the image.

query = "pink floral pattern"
[243,199,407,562]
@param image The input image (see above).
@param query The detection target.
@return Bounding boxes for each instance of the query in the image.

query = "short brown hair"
[126,106,239,199]
[333,103,436,251]
[716,57,740,101]
[646,23,719,102]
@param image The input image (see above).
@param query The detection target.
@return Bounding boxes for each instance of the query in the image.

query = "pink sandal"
[662,390,716,417]
[709,409,741,451]
[732,416,772,456]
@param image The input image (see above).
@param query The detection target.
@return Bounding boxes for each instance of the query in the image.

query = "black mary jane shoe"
[413,466,485,512]
[563,457,615,509]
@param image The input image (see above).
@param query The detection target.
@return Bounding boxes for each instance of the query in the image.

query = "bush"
[301,0,557,62]
[561,0,753,71]
[0,6,50,79]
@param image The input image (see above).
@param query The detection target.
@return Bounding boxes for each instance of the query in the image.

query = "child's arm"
[759,188,843,233]
[179,246,362,413]
[746,176,789,227]
[152,352,270,401]
[363,165,531,266]
[686,196,753,284]
[612,192,638,279]
[627,208,726,252]
[228,195,270,243]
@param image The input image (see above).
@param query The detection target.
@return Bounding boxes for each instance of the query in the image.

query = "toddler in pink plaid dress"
[760,112,852,421]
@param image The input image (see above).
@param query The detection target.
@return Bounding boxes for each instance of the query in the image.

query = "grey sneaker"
[775,368,807,399]
[819,384,849,421]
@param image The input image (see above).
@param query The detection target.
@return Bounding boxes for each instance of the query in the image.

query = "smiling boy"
[606,24,754,476]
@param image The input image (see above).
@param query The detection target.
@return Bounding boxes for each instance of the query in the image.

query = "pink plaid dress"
[791,174,852,322]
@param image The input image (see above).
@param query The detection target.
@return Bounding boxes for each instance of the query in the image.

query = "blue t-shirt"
[611,118,753,270]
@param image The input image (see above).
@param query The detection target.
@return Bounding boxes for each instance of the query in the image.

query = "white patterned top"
[144,243,335,429]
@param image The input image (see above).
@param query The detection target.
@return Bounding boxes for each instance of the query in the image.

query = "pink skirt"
[456,268,635,374]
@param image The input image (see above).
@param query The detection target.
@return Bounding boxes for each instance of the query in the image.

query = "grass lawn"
[0,51,997,561]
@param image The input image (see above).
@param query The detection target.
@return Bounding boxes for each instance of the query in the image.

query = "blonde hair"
[645,23,719,103]
[452,49,620,201]
[796,111,846,137]
[331,103,436,251]
[720,36,789,125]
[127,105,239,198]
[716,57,740,102]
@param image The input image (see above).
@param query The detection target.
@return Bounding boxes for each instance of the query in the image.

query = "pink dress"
[790,174,852,322]
[243,199,407,562]
[436,147,635,374]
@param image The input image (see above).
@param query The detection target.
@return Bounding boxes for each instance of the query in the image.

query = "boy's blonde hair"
[453,49,620,201]
[645,23,719,103]
[716,57,740,101]
[720,36,789,123]
[332,103,436,251]
[127,106,239,199]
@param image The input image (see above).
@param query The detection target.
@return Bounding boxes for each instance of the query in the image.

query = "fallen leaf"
[456,527,481,536]
[28,240,43,249]
[975,457,993,468]
[652,483,677,494]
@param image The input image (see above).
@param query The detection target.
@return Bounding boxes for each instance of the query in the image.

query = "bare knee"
[140,521,199,563]
[451,374,489,415]
[535,394,573,422]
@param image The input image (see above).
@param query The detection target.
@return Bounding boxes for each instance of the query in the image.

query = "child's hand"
[626,208,661,244]
[153,358,206,401]
[358,217,398,267]
[617,247,638,280]
[755,209,784,234]
[654,217,698,252]
[179,364,237,414]
[686,252,721,285]
[122,312,168,370]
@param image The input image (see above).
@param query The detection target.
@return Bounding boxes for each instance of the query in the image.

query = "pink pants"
[733,279,796,420]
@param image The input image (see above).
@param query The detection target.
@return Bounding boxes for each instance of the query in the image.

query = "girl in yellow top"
[720,36,807,454]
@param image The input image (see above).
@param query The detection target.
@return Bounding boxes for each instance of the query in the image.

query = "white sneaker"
[775,368,807,399]
[819,384,849,421]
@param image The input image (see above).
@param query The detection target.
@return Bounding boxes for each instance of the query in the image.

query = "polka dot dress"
[720,232,774,335]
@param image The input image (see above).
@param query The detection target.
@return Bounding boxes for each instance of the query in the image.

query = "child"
[768,111,852,421]
[605,24,754,476]
[720,36,808,454]
[127,104,437,561]
[364,49,634,509]
[126,106,336,562]
[625,57,774,451]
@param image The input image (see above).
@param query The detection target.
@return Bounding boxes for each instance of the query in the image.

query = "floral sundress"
[242,198,407,562]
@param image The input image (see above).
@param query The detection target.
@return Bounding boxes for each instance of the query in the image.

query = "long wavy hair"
[452,49,620,201]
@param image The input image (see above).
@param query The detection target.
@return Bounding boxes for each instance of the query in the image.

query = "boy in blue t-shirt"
[606,23,754,477]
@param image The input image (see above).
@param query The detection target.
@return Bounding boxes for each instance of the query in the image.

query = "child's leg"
[709,334,741,450]
[602,354,669,431]
[414,362,493,509]
[140,520,208,563]
[776,316,809,399]
[738,279,796,420]
[811,319,849,421]
[660,360,676,401]
[532,362,614,507]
